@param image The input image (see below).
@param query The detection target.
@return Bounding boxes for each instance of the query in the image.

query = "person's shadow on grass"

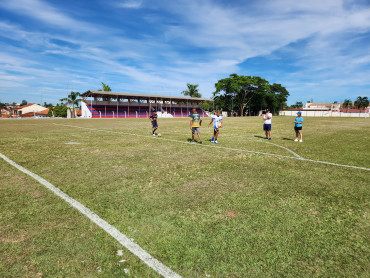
[255,135,294,141]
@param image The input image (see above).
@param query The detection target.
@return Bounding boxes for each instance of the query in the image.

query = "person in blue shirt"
[294,111,303,142]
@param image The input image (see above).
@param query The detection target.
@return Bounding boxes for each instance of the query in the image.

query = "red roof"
[21,112,36,118]
[17,103,37,110]
[340,108,367,112]
[36,108,50,115]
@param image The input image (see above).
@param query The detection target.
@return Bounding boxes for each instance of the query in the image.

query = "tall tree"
[60,91,82,118]
[213,74,289,116]
[342,99,352,111]
[294,101,303,108]
[21,100,27,106]
[43,102,53,108]
[181,83,202,98]
[354,96,369,109]
[47,107,53,117]
[98,82,112,91]
[270,83,290,111]
[52,104,68,117]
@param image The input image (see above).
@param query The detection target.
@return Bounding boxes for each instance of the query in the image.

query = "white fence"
[280,110,369,118]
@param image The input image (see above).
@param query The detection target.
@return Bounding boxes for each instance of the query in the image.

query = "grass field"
[1,116,369,277]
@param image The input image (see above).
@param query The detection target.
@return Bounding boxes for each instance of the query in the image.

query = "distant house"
[2,104,20,118]
[280,101,369,117]
[1,108,10,118]
[304,102,342,111]
[36,108,51,118]
[14,103,46,118]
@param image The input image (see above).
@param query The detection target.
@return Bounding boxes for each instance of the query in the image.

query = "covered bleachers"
[81,91,210,118]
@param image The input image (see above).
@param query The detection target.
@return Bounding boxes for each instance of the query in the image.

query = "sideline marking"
[53,123,370,171]
[225,134,303,159]
[0,152,181,278]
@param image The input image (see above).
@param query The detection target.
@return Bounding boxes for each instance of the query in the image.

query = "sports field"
[1,116,369,277]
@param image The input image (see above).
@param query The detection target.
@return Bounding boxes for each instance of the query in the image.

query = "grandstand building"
[80,91,211,118]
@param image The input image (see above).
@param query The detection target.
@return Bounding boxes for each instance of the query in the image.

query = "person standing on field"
[263,108,272,140]
[149,111,158,136]
[190,108,202,143]
[208,110,223,144]
[294,111,303,142]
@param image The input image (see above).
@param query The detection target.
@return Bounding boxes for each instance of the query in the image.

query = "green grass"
[0,116,369,277]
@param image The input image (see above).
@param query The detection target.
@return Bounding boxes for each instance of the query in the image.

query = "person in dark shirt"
[149,111,158,136]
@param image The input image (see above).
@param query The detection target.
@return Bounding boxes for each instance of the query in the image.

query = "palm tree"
[60,91,82,118]
[342,99,352,112]
[98,82,112,92]
[354,96,369,109]
[181,83,202,98]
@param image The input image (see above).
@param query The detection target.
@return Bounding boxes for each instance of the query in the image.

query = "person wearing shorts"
[149,111,158,136]
[190,108,202,143]
[208,110,223,144]
[294,111,303,142]
[263,108,272,140]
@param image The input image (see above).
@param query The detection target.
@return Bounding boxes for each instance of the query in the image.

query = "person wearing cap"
[294,111,303,142]
[263,108,272,140]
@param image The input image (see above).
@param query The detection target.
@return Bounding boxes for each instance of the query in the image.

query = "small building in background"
[14,103,46,118]
[304,102,342,111]
[280,101,368,117]
[36,108,51,118]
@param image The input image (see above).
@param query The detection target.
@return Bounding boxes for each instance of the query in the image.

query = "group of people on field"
[149,108,303,143]
[263,109,303,142]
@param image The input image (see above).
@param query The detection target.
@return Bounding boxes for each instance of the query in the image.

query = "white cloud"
[117,0,143,9]
[0,0,369,103]
[0,0,108,34]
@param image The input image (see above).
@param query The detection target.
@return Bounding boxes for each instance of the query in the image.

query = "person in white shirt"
[208,111,223,144]
[263,108,272,140]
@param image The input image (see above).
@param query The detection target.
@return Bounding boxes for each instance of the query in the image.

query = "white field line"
[53,123,370,171]
[170,130,303,158]
[225,134,303,159]
[0,153,181,278]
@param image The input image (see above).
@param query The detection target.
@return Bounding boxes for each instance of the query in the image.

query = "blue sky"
[0,0,369,105]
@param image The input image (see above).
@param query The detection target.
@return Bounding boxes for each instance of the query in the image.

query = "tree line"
[181,75,369,115]
[342,97,369,110]
[182,74,289,116]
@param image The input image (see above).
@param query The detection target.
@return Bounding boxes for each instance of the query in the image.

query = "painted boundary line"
[0,152,182,278]
[225,134,303,159]
[53,123,370,171]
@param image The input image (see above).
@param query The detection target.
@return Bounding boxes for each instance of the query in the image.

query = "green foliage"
[0,117,368,277]
[294,101,304,108]
[213,74,289,116]
[98,82,112,92]
[47,107,53,117]
[60,91,81,118]
[52,103,68,117]
[342,99,352,109]
[20,100,27,106]
[43,102,53,108]
[354,96,369,109]
[181,83,202,98]
[199,101,214,111]
[0,101,5,110]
